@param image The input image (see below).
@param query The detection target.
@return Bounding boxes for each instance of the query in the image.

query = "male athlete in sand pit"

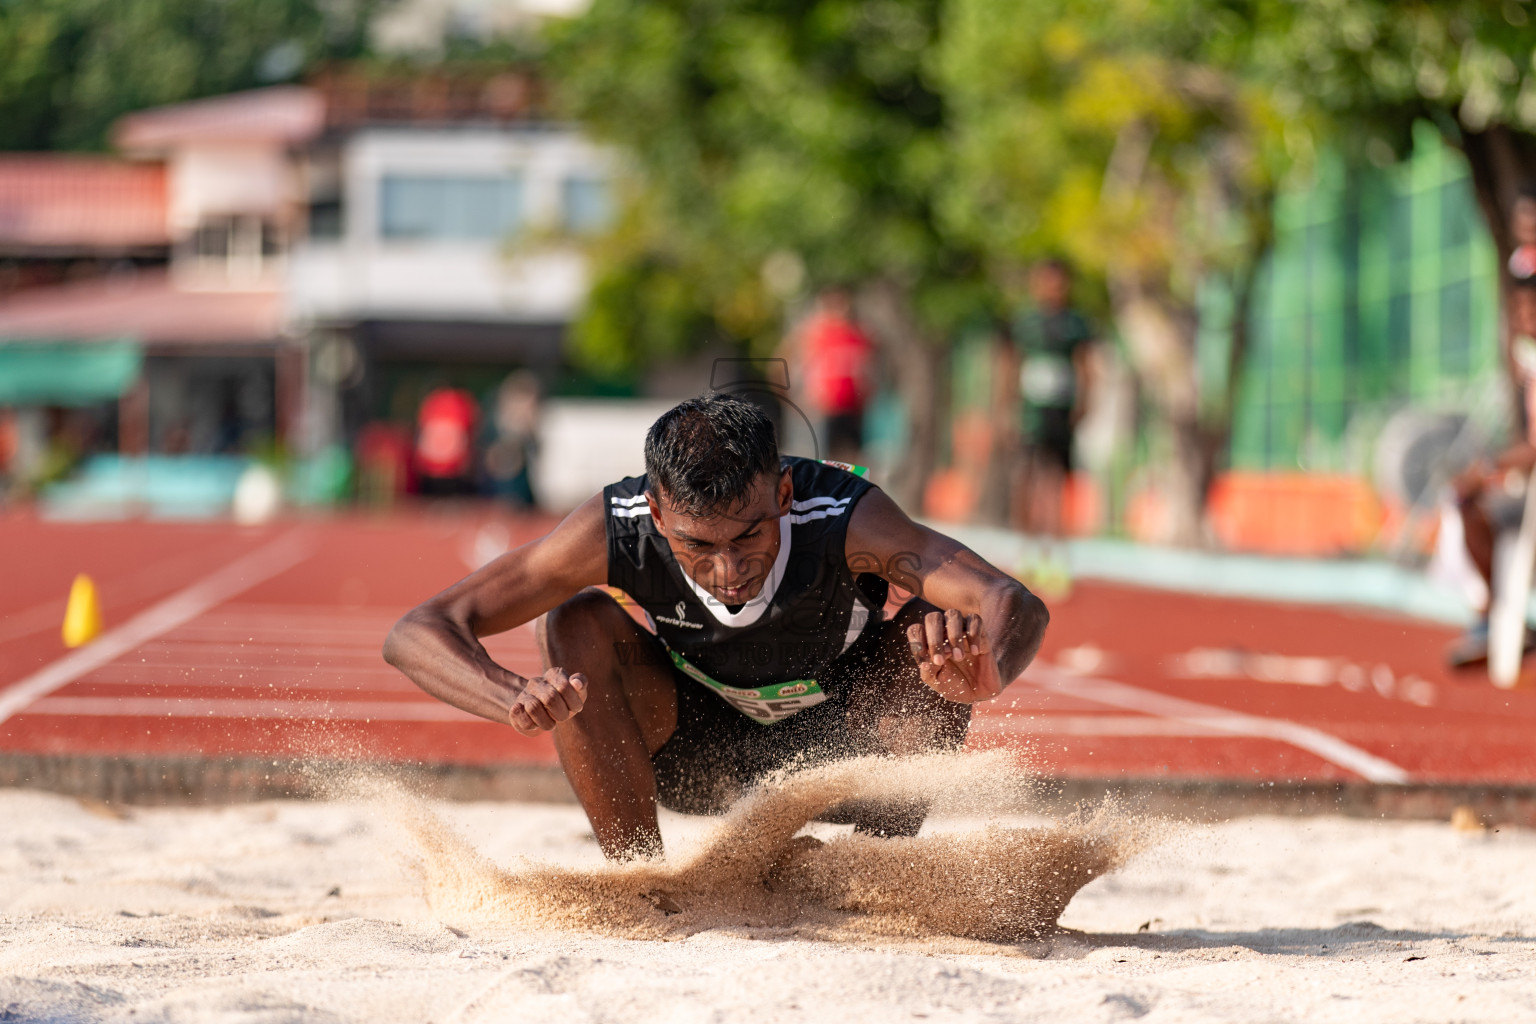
[385,394,1049,859]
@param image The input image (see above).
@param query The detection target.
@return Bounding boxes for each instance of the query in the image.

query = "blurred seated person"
[1449,444,1536,667]
[1448,202,1536,666]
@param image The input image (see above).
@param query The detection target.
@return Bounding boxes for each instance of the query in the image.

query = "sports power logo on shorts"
[655,600,705,629]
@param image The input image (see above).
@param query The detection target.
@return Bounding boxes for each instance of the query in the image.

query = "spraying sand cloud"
[388,751,1153,943]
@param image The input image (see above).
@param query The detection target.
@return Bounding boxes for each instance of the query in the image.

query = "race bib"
[665,647,827,724]
[1020,353,1074,406]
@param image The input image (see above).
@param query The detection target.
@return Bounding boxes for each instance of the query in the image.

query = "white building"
[280,70,616,458]
[0,69,631,510]
[289,126,610,341]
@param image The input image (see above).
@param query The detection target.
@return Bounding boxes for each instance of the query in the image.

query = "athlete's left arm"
[845,487,1049,702]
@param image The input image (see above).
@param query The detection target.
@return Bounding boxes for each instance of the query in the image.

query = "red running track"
[2,510,1534,784]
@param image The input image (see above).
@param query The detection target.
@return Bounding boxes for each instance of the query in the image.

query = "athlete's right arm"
[382,494,609,733]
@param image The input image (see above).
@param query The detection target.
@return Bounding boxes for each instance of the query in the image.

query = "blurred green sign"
[0,340,142,407]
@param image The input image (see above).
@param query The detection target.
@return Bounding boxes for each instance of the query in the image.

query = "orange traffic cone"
[62,574,102,648]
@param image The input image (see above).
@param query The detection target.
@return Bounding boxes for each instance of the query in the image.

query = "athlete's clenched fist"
[906,608,1003,703]
[508,667,589,735]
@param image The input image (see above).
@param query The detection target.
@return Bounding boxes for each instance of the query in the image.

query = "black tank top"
[604,457,887,723]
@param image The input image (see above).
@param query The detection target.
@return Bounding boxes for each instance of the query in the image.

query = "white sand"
[2,788,1535,1023]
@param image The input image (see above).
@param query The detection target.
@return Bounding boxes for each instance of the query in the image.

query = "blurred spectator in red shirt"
[415,386,479,497]
[787,288,874,463]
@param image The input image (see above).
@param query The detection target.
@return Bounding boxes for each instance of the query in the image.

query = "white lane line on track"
[1023,663,1411,784]
[167,630,393,643]
[68,673,415,691]
[185,617,399,631]
[0,531,314,725]
[135,642,399,659]
[0,537,259,646]
[99,648,537,672]
[987,692,1125,713]
[82,662,410,676]
[22,696,481,722]
[970,715,1226,737]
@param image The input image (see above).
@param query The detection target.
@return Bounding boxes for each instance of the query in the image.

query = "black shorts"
[648,611,970,815]
[823,411,863,455]
[1024,407,1073,472]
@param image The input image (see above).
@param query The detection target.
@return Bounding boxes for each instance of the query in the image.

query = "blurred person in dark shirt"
[1008,259,1095,591]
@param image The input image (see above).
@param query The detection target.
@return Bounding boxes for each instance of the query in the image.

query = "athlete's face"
[647,469,793,605]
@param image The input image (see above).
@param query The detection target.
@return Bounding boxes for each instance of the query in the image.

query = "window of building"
[308,199,344,239]
[191,218,232,260]
[306,149,345,240]
[181,215,282,280]
[379,175,524,241]
[560,175,612,235]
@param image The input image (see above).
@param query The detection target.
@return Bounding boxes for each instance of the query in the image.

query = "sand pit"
[2,761,1535,1022]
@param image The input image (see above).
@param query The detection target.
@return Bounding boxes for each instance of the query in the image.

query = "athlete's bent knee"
[539,589,637,670]
[543,587,624,640]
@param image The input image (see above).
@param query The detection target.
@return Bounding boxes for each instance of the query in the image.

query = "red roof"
[0,270,283,347]
[0,157,167,253]
[115,86,325,153]
[310,68,544,126]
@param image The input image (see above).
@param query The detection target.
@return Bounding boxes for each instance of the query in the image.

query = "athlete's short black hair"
[644,394,779,516]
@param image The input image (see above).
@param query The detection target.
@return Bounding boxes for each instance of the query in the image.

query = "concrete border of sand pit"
[4,752,1535,828]
[0,753,575,806]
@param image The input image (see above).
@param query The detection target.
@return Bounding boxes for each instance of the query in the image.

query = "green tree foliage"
[1259,1,1536,255]
[1252,1,1536,427]
[937,0,1290,542]
[567,193,733,377]
[548,0,993,505]
[0,0,378,152]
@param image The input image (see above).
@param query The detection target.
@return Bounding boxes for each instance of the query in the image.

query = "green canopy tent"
[0,340,142,407]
